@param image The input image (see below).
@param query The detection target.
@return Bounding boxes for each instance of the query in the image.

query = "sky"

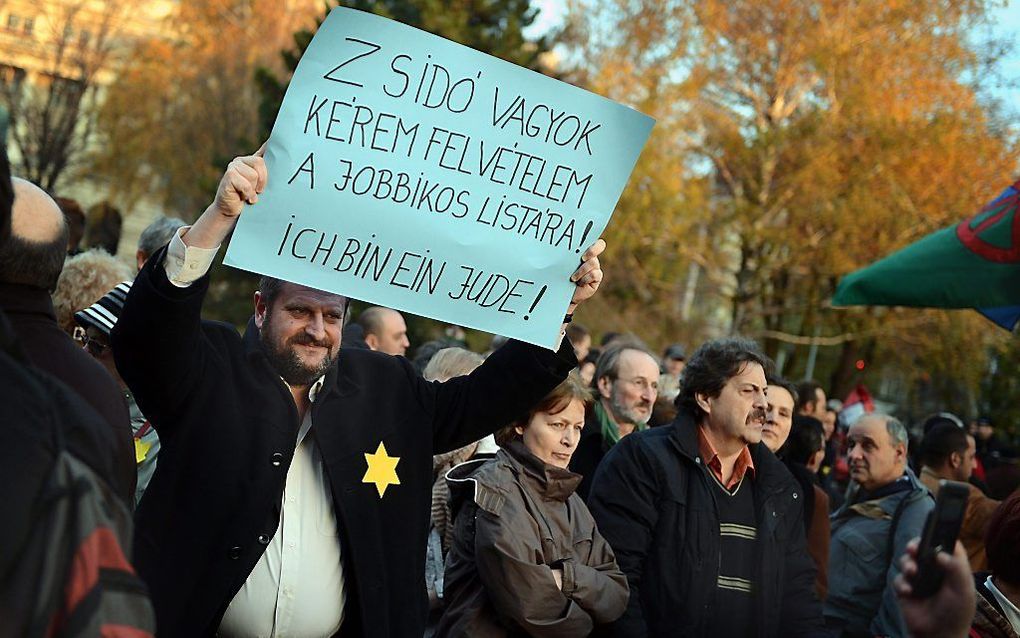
[987,1,1020,108]
[527,0,1020,109]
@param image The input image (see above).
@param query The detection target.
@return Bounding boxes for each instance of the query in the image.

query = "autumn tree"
[256,0,556,140]
[91,0,319,217]
[1,0,127,191]
[566,0,1017,408]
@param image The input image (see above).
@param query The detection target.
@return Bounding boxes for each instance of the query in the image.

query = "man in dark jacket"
[826,414,933,638]
[588,338,824,637]
[571,340,659,499]
[111,148,605,637]
[0,176,135,505]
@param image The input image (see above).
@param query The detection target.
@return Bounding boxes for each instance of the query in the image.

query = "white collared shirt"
[165,232,346,637]
[986,575,1020,635]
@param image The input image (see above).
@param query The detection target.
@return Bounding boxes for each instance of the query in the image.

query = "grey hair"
[422,347,484,382]
[592,337,656,387]
[862,413,909,450]
[885,416,909,449]
[137,216,186,256]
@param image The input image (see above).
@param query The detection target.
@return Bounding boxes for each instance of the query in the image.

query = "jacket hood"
[445,441,583,518]
[502,439,582,502]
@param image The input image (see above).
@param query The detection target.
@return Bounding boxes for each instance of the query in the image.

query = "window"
[22,17,33,35]
[0,65,27,91]
[7,14,20,30]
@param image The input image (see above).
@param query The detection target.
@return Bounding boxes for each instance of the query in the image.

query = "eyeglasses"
[79,333,110,356]
[616,376,658,392]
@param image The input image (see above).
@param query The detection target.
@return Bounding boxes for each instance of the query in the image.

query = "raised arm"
[111,150,267,432]
[424,240,605,453]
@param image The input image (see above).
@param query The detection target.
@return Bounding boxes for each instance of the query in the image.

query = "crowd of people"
[1,142,1019,638]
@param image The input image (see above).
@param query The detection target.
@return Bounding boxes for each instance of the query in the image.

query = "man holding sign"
[112,144,604,637]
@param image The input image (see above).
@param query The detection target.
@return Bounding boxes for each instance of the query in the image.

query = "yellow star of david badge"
[362,442,400,498]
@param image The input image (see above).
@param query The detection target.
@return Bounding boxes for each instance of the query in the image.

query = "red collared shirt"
[697,426,755,491]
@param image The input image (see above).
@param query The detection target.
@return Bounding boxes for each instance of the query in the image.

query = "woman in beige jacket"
[437,372,629,637]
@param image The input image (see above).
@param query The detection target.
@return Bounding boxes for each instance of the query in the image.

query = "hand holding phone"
[894,538,975,638]
[910,479,970,597]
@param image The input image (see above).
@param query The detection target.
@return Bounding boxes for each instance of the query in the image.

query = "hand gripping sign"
[225,8,654,349]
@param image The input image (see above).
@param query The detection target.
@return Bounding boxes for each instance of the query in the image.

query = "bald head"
[358,306,409,355]
[12,178,64,241]
[0,178,69,290]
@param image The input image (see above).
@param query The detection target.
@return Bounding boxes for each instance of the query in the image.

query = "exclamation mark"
[575,220,594,254]
[524,285,547,321]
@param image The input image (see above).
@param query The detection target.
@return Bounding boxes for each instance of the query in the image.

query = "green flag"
[833,180,1020,312]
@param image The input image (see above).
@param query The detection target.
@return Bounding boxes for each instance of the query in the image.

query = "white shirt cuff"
[163,226,220,288]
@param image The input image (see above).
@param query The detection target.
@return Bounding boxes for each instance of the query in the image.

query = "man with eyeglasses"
[571,339,660,499]
[75,281,160,507]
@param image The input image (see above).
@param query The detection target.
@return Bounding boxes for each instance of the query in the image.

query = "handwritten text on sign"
[224,8,654,349]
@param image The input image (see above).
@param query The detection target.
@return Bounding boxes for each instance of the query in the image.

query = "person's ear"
[949,451,962,469]
[596,376,614,400]
[254,291,267,329]
[894,442,907,465]
[365,334,379,350]
[811,448,825,469]
[695,391,712,415]
[514,425,524,437]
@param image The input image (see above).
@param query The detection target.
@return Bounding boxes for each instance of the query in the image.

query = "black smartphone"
[909,479,970,597]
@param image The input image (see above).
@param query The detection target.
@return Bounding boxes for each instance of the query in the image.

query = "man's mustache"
[289,334,334,349]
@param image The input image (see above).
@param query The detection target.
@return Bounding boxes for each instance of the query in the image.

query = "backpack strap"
[884,488,932,568]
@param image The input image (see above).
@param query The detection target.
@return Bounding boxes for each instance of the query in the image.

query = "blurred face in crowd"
[255,283,345,387]
[977,423,994,442]
[697,362,768,451]
[762,385,795,453]
[847,416,906,491]
[366,309,409,356]
[516,398,586,469]
[572,333,591,363]
[81,326,124,388]
[598,349,660,429]
[664,357,685,377]
[953,435,978,482]
[579,360,596,385]
[822,409,837,440]
[810,387,827,420]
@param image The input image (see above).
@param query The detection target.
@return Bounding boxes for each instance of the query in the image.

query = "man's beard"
[609,388,651,427]
[260,317,338,386]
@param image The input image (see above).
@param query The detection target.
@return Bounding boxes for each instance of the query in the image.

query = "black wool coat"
[111,252,576,637]
[587,408,826,638]
[568,405,605,501]
[0,283,135,505]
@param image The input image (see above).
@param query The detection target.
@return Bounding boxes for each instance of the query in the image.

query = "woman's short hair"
[51,249,133,335]
[422,347,484,382]
[495,371,593,447]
